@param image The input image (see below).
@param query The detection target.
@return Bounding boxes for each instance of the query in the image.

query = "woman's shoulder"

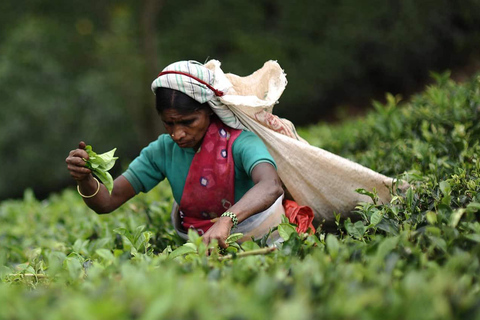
[234,130,264,145]
[232,130,276,175]
[232,130,270,155]
[232,130,273,158]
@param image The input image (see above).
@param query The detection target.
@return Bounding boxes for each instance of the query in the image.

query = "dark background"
[1,0,479,200]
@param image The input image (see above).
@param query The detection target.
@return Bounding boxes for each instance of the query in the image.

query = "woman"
[66,61,286,248]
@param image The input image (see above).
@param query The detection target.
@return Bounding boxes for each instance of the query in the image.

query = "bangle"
[77,177,100,198]
[221,211,238,229]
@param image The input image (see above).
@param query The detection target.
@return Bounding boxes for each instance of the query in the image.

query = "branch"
[6,273,48,279]
[218,247,276,261]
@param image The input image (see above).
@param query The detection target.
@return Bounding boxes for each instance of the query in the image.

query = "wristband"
[77,177,101,198]
[221,211,238,229]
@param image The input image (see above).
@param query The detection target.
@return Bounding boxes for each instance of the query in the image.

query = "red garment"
[283,199,316,234]
[179,118,242,234]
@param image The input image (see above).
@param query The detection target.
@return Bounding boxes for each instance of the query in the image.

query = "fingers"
[66,142,91,181]
[66,151,87,163]
[201,220,233,250]
[67,166,92,180]
[217,237,228,249]
[202,235,211,247]
[66,155,91,178]
[66,162,91,174]
[65,154,88,171]
[202,233,228,249]
[69,147,89,160]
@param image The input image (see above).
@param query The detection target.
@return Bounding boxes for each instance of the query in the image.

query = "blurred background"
[1,0,480,201]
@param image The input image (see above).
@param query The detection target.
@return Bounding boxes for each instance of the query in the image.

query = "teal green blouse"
[122,131,276,204]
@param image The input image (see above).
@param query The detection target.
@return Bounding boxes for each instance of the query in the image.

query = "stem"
[7,273,48,278]
[218,247,276,261]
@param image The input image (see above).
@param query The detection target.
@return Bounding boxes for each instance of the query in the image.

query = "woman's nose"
[172,126,186,139]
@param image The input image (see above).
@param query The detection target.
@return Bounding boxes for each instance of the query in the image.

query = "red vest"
[179,118,242,234]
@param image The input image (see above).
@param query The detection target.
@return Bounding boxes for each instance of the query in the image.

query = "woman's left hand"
[202,216,234,248]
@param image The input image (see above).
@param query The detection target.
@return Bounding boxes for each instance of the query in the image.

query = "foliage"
[84,145,119,193]
[1,0,480,199]
[1,73,480,319]
[156,0,480,122]
[0,12,140,200]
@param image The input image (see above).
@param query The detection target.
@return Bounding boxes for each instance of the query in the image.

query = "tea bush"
[1,72,479,319]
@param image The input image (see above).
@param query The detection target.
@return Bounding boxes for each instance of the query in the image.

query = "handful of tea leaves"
[83,145,118,193]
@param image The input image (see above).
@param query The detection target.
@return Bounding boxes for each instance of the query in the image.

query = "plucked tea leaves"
[84,145,118,193]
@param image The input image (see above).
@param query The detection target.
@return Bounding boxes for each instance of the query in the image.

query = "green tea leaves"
[278,223,296,241]
[169,243,197,260]
[4,72,480,319]
[370,211,383,226]
[226,232,244,244]
[325,234,340,259]
[84,145,118,193]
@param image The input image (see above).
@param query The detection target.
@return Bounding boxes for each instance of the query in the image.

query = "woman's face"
[160,108,212,150]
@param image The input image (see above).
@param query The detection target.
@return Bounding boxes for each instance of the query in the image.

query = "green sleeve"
[122,136,167,194]
[232,131,276,177]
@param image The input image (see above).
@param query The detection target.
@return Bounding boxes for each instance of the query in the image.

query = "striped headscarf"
[151,60,246,129]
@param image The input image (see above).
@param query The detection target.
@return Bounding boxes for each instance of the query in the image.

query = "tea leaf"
[84,145,118,193]
[426,211,437,225]
[95,249,115,263]
[326,234,340,259]
[278,223,296,241]
[376,236,399,259]
[439,181,451,196]
[371,211,383,226]
[226,233,243,245]
[465,234,480,243]
[345,220,366,239]
[466,202,480,213]
[450,209,466,228]
[169,243,197,259]
[241,241,260,251]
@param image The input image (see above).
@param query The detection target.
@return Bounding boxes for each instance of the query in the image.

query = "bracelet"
[221,211,238,229]
[77,177,100,198]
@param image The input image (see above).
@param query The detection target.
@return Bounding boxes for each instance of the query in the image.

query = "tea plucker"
[65,60,311,248]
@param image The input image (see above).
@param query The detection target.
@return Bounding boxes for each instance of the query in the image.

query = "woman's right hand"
[65,141,136,214]
[65,141,92,181]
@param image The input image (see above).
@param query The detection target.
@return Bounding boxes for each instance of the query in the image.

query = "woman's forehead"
[160,108,201,120]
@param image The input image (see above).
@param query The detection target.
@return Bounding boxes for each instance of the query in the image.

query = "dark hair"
[155,87,210,115]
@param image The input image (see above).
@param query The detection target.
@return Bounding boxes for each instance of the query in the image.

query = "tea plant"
[84,145,118,193]
[1,72,480,319]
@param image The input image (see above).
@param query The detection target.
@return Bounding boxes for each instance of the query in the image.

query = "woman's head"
[155,87,213,150]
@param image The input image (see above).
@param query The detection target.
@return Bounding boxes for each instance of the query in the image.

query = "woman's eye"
[162,119,194,127]
[182,120,194,125]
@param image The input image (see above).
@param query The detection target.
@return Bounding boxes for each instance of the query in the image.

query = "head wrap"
[151,60,221,104]
[151,60,246,129]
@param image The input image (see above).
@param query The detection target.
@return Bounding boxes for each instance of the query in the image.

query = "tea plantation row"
[1,72,479,319]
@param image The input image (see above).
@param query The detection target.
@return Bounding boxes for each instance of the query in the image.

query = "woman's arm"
[202,162,283,247]
[66,141,136,213]
[227,162,283,222]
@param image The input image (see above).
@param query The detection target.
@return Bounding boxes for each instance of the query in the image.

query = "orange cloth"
[283,199,316,234]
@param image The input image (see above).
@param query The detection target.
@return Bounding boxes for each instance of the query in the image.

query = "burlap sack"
[205,60,395,227]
